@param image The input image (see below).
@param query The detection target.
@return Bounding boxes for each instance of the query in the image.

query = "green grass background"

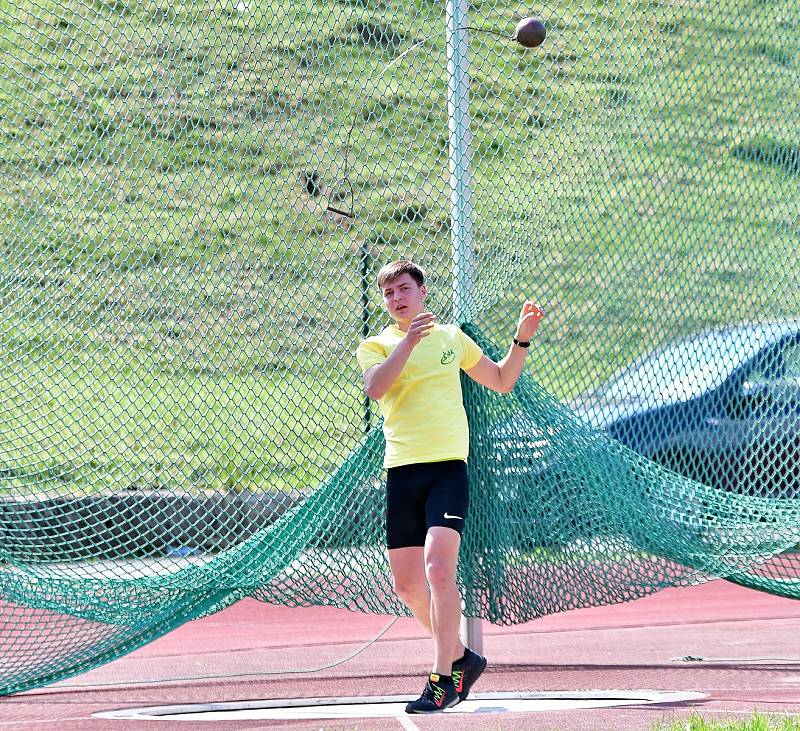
[0,0,797,495]
[656,712,800,731]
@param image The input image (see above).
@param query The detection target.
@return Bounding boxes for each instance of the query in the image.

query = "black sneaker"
[405,673,460,714]
[451,648,487,701]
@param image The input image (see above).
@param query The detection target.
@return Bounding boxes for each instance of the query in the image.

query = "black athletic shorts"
[385,460,469,549]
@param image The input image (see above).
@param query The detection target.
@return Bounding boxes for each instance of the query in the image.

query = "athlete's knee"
[392,573,428,606]
[424,556,457,592]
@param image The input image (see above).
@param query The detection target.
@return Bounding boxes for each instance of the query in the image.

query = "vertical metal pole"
[361,240,371,434]
[446,0,482,654]
[446,0,475,327]
[460,614,483,655]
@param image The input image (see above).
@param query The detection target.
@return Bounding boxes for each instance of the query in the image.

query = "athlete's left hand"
[515,300,545,342]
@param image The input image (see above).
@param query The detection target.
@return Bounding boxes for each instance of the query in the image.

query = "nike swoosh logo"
[444,512,463,520]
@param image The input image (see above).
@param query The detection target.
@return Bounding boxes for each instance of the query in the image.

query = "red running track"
[4,580,800,730]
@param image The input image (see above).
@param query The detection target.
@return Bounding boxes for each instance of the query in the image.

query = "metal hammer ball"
[514,17,546,48]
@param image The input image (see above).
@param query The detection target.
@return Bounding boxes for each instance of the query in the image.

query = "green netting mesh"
[1,0,798,696]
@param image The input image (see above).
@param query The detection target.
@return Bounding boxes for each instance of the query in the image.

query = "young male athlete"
[356,260,545,714]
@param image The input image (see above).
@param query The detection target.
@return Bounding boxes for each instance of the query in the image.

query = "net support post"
[447,0,483,654]
[446,0,475,326]
[461,615,483,655]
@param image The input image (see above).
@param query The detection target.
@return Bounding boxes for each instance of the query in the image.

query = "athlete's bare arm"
[466,301,544,393]
[363,313,436,400]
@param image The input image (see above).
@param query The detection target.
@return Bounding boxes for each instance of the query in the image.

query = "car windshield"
[595,328,779,403]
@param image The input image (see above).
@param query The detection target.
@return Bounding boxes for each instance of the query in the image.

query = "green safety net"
[1,0,798,696]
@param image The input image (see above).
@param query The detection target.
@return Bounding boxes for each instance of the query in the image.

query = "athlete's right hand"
[403,312,436,347]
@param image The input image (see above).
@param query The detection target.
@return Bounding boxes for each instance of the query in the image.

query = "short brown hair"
[377,260,426,291]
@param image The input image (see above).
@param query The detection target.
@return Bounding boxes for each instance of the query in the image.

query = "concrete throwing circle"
[96,690,706,721]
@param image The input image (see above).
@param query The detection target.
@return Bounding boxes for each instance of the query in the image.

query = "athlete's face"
[381,273,427,327]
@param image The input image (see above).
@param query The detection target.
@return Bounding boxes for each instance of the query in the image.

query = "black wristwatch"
[513,337,530,348]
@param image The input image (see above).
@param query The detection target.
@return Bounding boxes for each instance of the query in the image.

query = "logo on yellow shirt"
[440,348,455,365]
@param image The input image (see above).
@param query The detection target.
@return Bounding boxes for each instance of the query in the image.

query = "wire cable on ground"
[48,617,400,691]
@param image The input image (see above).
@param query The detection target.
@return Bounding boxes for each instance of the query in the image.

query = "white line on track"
[397,715,421,731]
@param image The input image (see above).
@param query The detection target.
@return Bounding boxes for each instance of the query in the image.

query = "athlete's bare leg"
[388,544,465,665]
[424,526,463,675]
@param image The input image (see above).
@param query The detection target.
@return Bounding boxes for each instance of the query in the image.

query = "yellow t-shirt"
[356,323,484,468]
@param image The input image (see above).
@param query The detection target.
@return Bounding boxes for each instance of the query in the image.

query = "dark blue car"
[573,320,800,497]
